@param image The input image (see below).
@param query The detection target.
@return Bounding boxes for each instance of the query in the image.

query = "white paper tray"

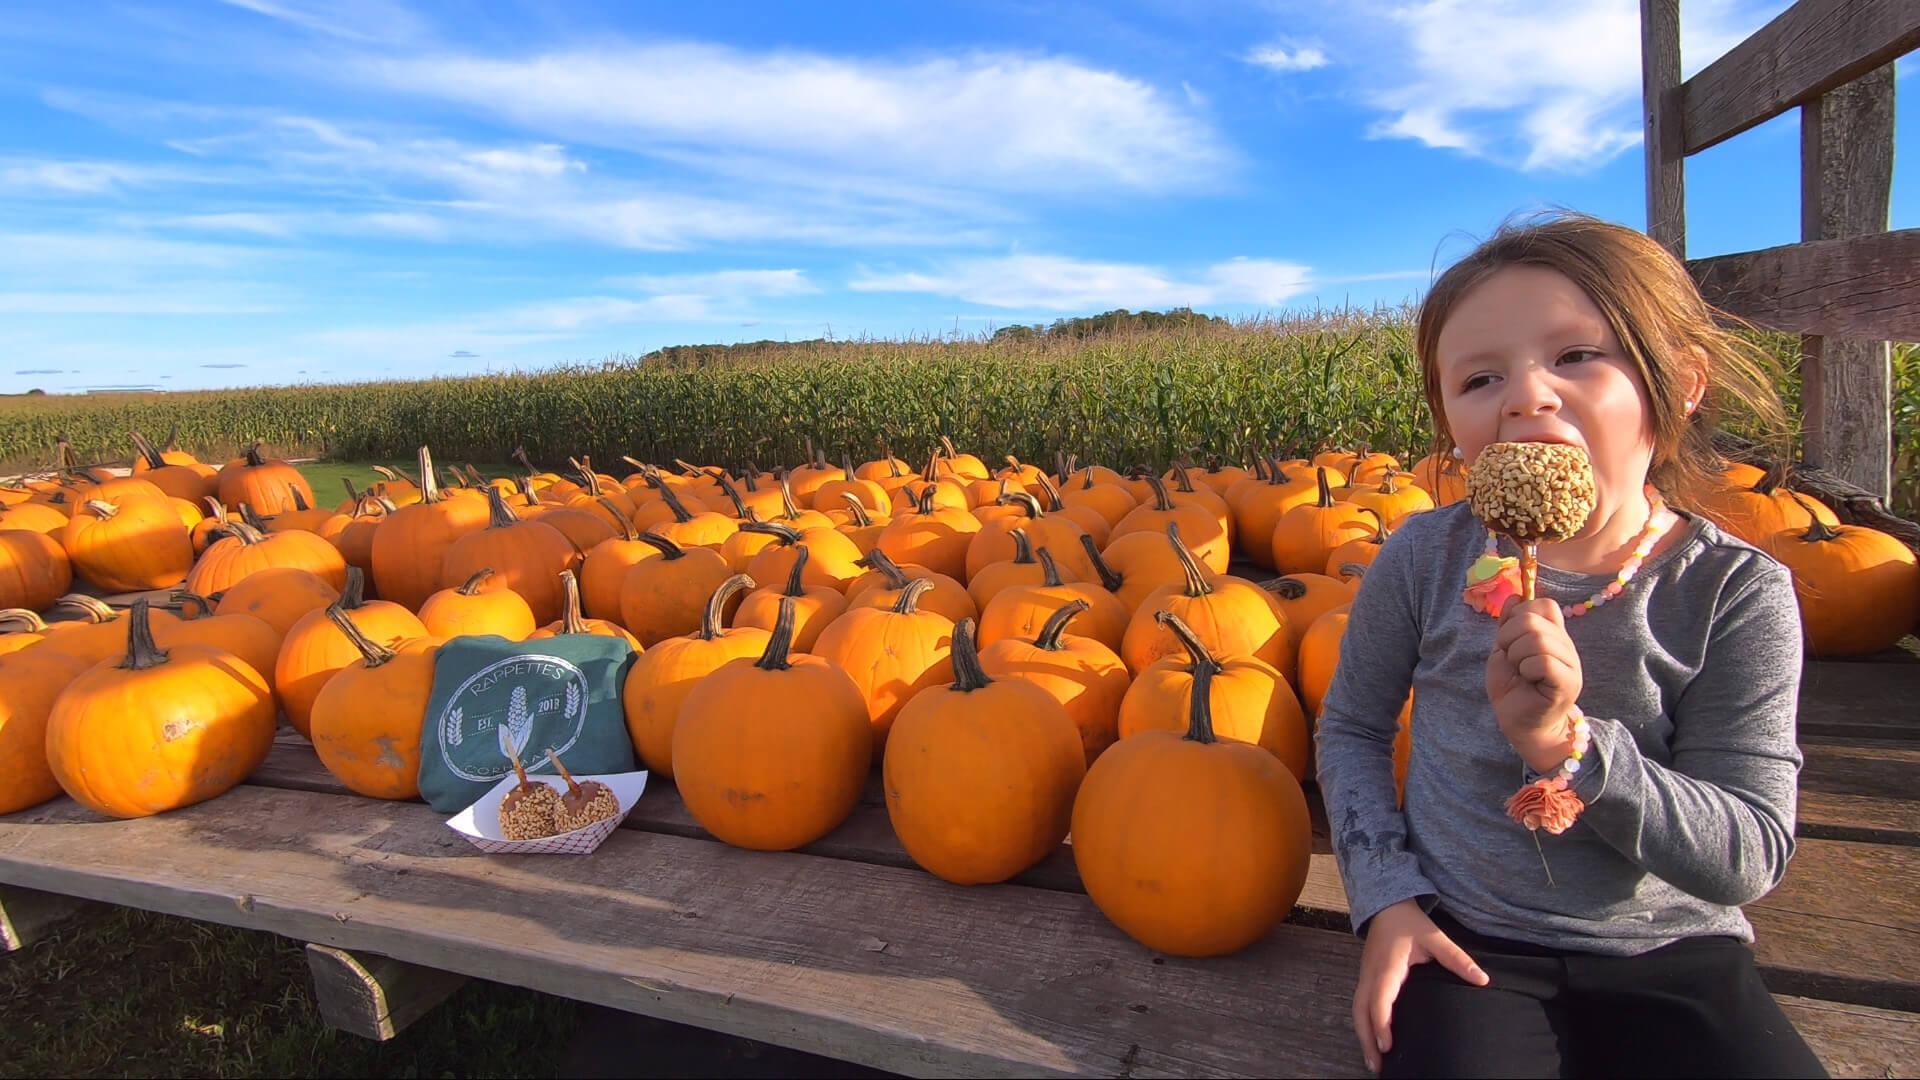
[446,770,649,854]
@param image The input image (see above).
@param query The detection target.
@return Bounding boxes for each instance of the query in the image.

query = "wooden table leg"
[303,943,469,1041]
[0,884,96,951]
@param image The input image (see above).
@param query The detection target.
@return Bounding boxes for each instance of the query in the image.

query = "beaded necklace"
[1462,484,1677,619]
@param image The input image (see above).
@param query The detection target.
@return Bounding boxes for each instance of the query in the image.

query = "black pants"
[1381,909,1828,1079]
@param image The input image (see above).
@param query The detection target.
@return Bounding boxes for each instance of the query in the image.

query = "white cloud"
[1314,0,1784,172]
[0,158,203,195]
[355,44,1229,193]
[605,269,818,298]
[850,254,1314,311]
[0,292,278,315]
[1245,45,1329,72]
[215,0,426,43]
[154,212,299,238]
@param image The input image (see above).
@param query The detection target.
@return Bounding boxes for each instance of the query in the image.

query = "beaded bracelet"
[1505,705,1590,835]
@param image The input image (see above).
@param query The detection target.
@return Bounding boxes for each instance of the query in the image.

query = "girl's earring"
[1450,446,1464,459]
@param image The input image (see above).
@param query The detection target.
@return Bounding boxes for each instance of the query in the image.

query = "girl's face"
[1435,265,1656,529]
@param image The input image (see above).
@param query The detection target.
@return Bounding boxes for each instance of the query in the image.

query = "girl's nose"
[1503,366,1561,417]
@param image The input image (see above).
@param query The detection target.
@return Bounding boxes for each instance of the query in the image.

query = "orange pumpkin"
[1110,475,1231,574]
[831,493,892,554]
[1120,527,1292,681]
[979,599,1131,766]
[60,498,194,593]
[622,574,768,779]
[370,447,492,611]
[0,500,71,536]
[216,441,314,515]
[45,601,275,819]
[439,486,580,625]
[419,568,538,641]
[0,609,49,657]
[1408,451,1469,507]
[814,454,891,518]
[844,549,978,625]
[619,532,735,646]
[1118,612,1309,782]
[128,430,218,504]
[673,596,873,850]
[874,485,984,582]
[188,519,347,597]
[1336,470,1434,527]
[978,545,1129,652]
[0,648,91,814]
[1696,463,1839,554]
[530,570,642,651]
[810,577,956,753]
[741,521,866,594]
[309,607,441,799]
[0,529,73,611]
[1231,459,1323,566]
[274,568,428,738]
[1260,572,1355,662]
[1325,508,1393,578]
[965,492,1095,583]
[1060,466,1139,529]
[318,483,392,578]
[966,527,1054,613]
[1271,467,1374,575]
[734,546,847,652]
[578,499,663,622]
[1768,505,1920,657]
[211,566,340,642]
[154,609,280,698]
[30,595,183,668]
[885,617,1085,885]
[1073,615,1311,956]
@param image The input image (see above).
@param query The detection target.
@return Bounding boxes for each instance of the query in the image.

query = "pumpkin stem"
[998,491,1043,518]
[324,601,395,668]
[781,545,811,597]
[225,521,268,546]
[856,548,912,590]
[370,465,403,484]
[940,435,961,462]
[911,484,937,515]
[1170,466,1200,495]
[1033,599,1089,651]
[597,497,640,541]
[117,600,170,671]
[340,566,368,610]
[1786,491,1844,542]
[673,458,704,478]
[53,594,119,624]
[948,618,992,693]
[237,503,271,533]
[512,447,541,476]
[1251,456,1270,482]
[1035,545,1066,588]
[1144,473,1176,511]
[1076,465,1098,491]
[0,608,49,634]
[457,568,497,596]
[289,486,311,513]
[886,453,905,479]
[1315,466,1335,507]
[342,478,361,506]
[1265,576,1308,601]
[890,576,936,614]
[244,440,268,468]
[1166,522,1213,597]
[129,430,168,471]
[1361,506,1389,543]
[632,531,688,561]
[700,574,756,639]
[1008,527,1037,565]
[1338,562,1370,582]
[1031,471,1066,512]
[739,521,804,546]
[839,492,874,526]
[754,595,800,671]
[707,471,751,518]
[483,485,523,529]
[1076,533,1126,593]
[1155,610,1222,744]
[168,589,215,618]
[554,570,591,635]
[778,475,802,520]
[82,499,119,521]
[416,446,443,505]
[653,479,697,523]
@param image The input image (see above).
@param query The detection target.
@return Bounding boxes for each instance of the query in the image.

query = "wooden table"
[2,643,1917,1076]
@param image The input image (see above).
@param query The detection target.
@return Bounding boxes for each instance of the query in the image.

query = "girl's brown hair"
[1416,210,1792,512]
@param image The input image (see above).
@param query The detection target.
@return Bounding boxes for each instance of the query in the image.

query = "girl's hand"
[1353,899,1490,1074]
[1486,597,1584,770]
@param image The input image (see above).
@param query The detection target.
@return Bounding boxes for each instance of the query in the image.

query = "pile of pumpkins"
[0,432,1915,957]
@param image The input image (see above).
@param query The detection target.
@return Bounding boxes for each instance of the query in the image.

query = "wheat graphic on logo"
[504,686,533,759]
[443,705,464,748]
[565,682,582,720]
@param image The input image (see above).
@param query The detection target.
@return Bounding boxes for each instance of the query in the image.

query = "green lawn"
[294,460,517,507]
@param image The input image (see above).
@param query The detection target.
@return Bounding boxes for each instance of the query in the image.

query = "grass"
[0,907,581,1079]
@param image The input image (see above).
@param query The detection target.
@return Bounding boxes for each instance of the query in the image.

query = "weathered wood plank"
[1680,0,1920,154]
[1798,738,1920,846]
[1799,63,1898,502]
[304,943,469,1041]
[1748,839,1920,1012]
[1777,995,1920,1079]
[0,882,96,951]
[1798,659,1920,742]
[1686,229,1920,343]
[0,788,1368,1079]
[1640,0,1686,257]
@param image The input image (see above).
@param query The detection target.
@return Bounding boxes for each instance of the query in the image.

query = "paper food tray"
[446,770,649,854]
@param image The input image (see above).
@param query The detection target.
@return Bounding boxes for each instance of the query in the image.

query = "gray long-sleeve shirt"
[1314,500,1804,956]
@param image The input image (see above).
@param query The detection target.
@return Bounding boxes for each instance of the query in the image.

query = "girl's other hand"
[1487,597,1584,770]
[1353,899,1491,1073]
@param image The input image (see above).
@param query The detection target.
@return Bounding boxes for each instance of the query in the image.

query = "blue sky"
[2,0,1914,393]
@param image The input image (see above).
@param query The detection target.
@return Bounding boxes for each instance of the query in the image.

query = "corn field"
[3,313,1913,517]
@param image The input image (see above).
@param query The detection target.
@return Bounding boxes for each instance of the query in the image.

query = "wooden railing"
[1641,0,1918,503]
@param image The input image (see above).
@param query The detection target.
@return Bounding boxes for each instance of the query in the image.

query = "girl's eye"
[1462,373,1496,392]
[1558,348,1600,365]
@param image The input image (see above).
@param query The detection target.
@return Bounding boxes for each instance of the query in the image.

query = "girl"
[1315,211,1828,1078]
